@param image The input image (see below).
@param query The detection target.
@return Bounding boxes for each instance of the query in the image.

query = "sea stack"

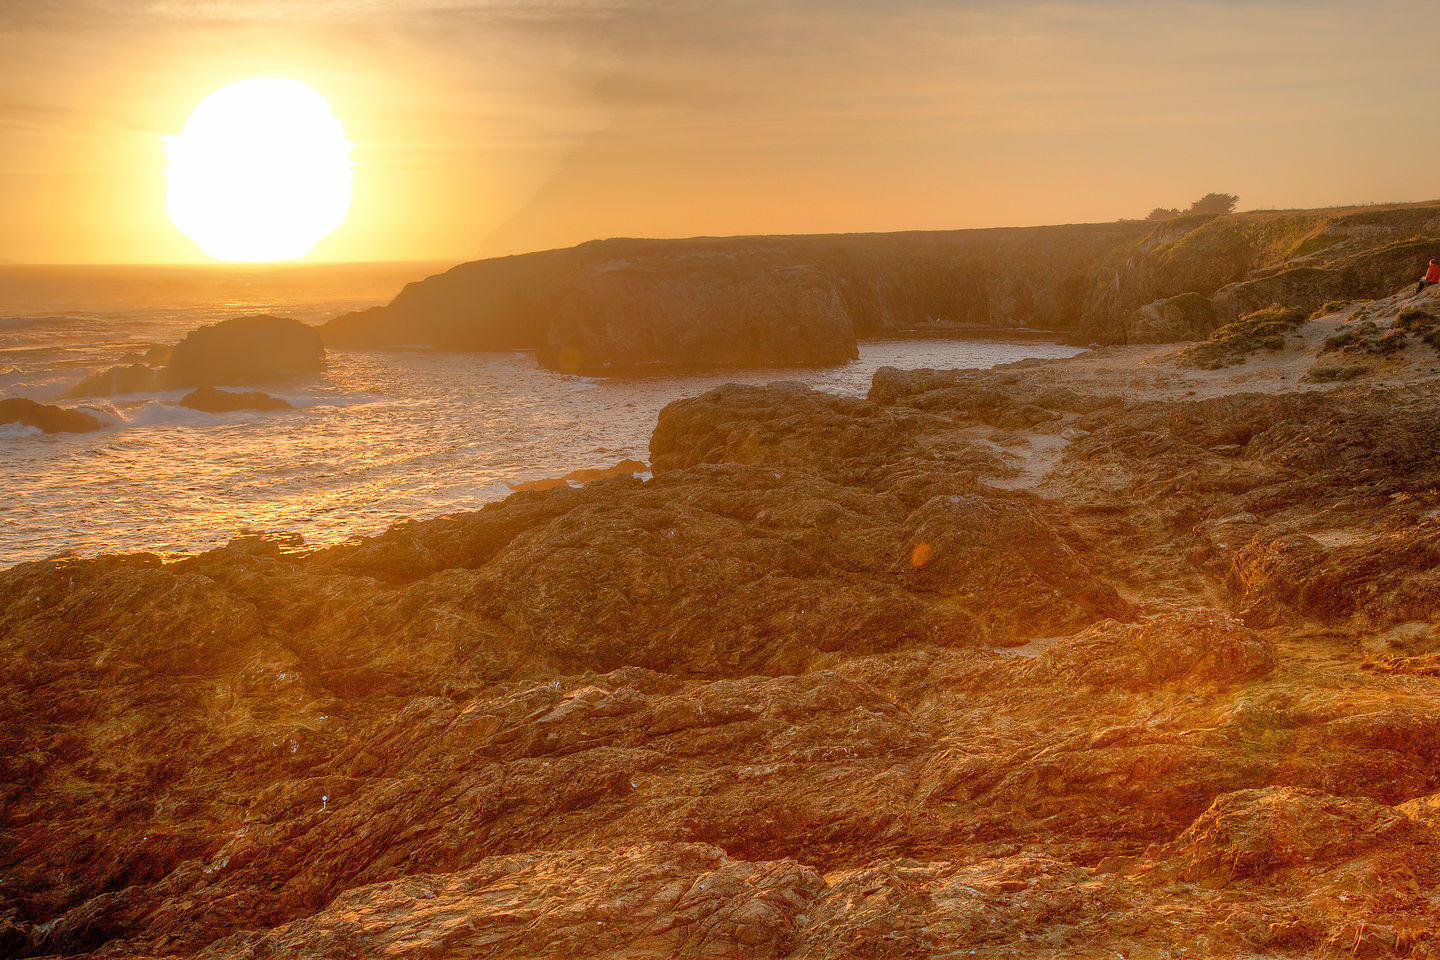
[162,315,324,388]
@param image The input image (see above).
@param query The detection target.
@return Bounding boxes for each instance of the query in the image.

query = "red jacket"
[1426,263,1440,283]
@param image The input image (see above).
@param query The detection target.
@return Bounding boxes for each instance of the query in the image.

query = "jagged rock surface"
[6,352,1440,958]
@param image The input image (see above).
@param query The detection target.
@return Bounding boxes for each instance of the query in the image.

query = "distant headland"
[323,200,1440,373]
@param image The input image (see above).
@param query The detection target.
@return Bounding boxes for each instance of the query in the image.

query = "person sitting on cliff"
[1416,259,1440,295]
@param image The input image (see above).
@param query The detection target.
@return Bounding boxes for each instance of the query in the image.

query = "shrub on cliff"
[1309,300,1354,320]
[1322,320,1379,353]
[1188,192,1240,216]
[1302,364,1368,383]
[1396,307,1440,351]
[1142,193,1237,222]
[1322,318,1409,356]
[1178,305,1308,369]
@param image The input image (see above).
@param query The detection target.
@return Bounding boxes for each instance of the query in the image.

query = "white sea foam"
[0,423,43,440]
[119,399,252,428]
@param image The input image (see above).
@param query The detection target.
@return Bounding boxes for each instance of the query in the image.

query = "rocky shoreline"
[5,288,1440,957]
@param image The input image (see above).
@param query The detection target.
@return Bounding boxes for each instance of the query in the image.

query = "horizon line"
[7,196,1439,269]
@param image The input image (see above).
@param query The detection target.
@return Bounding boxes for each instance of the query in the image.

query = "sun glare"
[165,78,353,262]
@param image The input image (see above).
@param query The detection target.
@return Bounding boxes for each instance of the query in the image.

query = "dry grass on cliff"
[1177,304,1309,369]
[1396,306,1440,351]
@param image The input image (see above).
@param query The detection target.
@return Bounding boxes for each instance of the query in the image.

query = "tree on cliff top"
[1187,192,1239,215]
[1145,193,1239,221]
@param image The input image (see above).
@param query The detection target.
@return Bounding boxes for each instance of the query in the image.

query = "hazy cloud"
[2,0,1437,261]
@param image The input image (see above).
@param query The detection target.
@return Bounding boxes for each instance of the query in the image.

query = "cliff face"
[1087,203,1440,342]
[319,225,1154,370]
[321,249,578,352]
[785,222,1150,335]
[539,252,859,372]
[319,202,1440,369]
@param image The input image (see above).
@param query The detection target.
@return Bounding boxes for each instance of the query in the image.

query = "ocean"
[0,263,1085,566]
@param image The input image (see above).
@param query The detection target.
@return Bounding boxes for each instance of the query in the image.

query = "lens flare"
[165,78,353,262]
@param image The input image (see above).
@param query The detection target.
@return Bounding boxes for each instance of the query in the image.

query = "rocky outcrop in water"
[179,387,293,413]
[0,397,102,433]
[65,316,324,399]
[7,306,1440,955]
[323,241,873,373]
[162,315,323,388]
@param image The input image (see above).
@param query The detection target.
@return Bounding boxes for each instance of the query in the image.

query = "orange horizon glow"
[3,1,1440,266]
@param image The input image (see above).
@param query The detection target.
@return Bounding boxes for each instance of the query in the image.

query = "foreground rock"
[0,397,102,433]
[179,387,292,413]
[7,317,1440,956]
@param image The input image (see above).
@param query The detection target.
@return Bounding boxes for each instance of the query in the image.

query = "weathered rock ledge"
[6,289,1440,957]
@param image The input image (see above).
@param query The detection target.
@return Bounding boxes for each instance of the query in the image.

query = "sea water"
[0,264,1084,565]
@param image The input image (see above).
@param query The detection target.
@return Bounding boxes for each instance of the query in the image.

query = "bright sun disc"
[165,78,353,262]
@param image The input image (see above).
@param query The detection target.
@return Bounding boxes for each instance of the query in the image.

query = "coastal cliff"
[1087,203,1440,342]
[7,287,1440,957]
[321,201,1440,370]
[320,225,1154,371]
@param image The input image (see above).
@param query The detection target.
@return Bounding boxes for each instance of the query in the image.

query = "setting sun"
[164,78,352,262]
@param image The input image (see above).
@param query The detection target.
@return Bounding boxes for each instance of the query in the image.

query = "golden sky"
[2,0,1436,264]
